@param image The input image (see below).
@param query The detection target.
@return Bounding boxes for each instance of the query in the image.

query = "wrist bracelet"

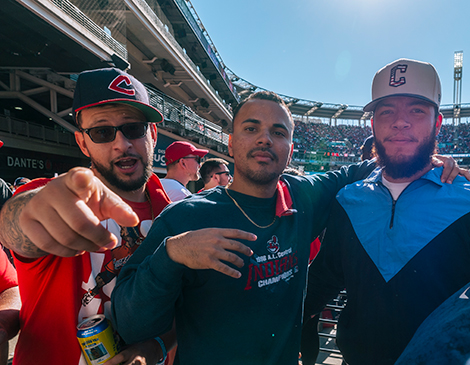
[155,336,167,365]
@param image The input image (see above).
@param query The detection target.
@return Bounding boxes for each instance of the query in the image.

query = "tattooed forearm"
[0,190,48,258]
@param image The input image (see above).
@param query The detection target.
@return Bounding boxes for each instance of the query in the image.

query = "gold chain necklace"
[225,186,277,229]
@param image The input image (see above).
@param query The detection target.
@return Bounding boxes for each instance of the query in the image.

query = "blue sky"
[191,0,470,108]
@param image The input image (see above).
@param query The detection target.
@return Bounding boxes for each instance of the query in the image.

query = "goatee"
[91,154,152,192]
[243,147,282,185]
[375,130,437,180]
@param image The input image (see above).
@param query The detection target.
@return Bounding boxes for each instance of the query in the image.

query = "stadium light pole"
[453,51,463,128]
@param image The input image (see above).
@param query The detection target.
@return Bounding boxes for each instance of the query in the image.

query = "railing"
[0,100,229,151]
[0,115,75,146]
[173,0,239,100]
[0,88,229,154]
[317,291,346,356]
[131,0,232,111]
[146,87,230,147]
[50,0,127,60]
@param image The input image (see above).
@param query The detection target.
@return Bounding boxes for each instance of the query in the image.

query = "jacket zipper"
[377,181,404,229]
[390,199,397,228]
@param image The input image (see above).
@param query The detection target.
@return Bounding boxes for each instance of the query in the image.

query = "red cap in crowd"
[165,141,208,165]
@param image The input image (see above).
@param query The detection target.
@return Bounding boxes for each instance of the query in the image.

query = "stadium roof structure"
[226,69,470,122]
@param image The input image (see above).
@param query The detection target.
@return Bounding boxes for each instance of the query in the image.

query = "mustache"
[248,147,278,161]
[384,135,419,142]
[112,153,143,163]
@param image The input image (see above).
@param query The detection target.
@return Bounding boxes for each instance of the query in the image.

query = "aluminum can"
[77,314,120,365]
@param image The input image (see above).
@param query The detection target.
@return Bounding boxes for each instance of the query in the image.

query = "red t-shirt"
[12,174,170,365]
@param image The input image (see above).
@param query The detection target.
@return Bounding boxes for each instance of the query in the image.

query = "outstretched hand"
[11,167,139,257]
[166,228,256,279]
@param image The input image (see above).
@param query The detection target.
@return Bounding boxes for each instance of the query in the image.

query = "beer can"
[77,314,120,365]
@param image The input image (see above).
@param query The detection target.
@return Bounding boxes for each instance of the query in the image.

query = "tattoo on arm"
[0,190,48,258]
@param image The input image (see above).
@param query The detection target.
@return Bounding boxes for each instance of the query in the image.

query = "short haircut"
[232,91,293,123]
[199,158,229,184]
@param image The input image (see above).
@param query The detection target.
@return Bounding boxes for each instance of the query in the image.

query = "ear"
[435,113,443,135]
[179,158,187,170]
[150,123,158,147]
[75,131,91,158]
[371,117,374,129]
[228,134,233,157]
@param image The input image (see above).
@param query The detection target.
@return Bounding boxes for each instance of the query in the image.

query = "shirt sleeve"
[166,188,189,202]
[306,160,375,201]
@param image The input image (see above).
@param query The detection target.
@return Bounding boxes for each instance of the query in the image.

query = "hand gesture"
[166,228,256,278]
[1,167,139,258]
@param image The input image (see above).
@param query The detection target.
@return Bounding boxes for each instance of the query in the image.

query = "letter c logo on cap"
[108,75,136,96]
[389,64,408,87]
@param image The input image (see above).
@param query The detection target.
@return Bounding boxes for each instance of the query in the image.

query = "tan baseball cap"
[364,58,441,112]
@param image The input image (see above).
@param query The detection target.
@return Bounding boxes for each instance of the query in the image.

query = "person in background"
[198,158,231,191]
[304,58,470,365]
[12,177,31,193]
[161,141,208,201]
[0,68,174,365]
[360,135,374,161]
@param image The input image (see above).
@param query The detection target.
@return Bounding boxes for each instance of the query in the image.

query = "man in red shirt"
[0,68,173,365]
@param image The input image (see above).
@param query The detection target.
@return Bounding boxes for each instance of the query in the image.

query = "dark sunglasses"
[215,171,231,176]
[181,156,201,163]
[81,122,149,143]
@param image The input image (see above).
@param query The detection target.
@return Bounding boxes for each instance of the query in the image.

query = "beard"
[91,153,153,192]
[239,147,284,185]
[375,128,437,179]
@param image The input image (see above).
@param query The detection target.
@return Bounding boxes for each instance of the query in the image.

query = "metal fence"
[0,116,75,146]
[318,291,347,356]
[51,0,127,60]
[147,87,229,147]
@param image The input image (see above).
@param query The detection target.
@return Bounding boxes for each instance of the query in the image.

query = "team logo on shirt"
[389,64,408,87]
[81,221,147,308]
[266,235,280,254]
[244,236,299,290]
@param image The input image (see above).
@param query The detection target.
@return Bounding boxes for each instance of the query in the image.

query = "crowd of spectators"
[294,119,470,156]
[293,120,372,157]
[438,123,470,154]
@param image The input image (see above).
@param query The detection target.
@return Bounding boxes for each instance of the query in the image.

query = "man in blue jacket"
[304,58,470,365]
